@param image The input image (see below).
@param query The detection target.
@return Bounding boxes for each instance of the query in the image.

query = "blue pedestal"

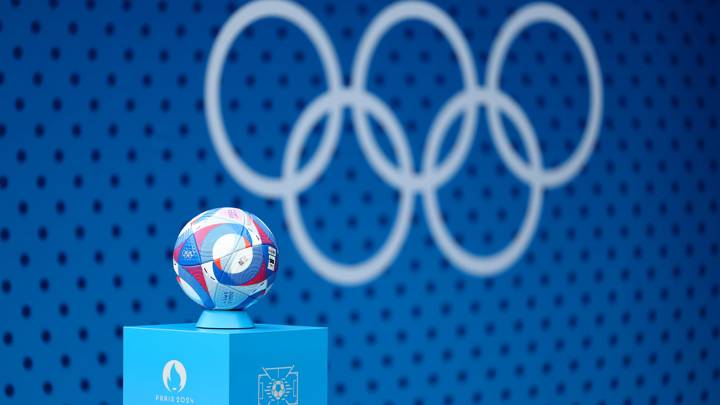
[123,323,327,405]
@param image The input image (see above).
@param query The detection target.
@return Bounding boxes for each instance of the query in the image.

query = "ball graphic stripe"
[177,265,215,308]
[234,294,258,310]
[237,253,267,287]
[181,265,209,293]
[178,276,205,307]
[209,282,251,309]
[250,213,277,247]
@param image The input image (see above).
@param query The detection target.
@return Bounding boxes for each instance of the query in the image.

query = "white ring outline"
[423,88,543,275]
[204,0,603,285]
[205,0,343,198]
[283,89,415,285]
[351,0,479,191]
[485,2,603,188]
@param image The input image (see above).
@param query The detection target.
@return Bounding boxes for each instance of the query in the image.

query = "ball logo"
[162,360,187,394]
[206,0,603,285]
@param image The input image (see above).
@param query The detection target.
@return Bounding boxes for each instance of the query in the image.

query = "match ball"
[172,207,278,310]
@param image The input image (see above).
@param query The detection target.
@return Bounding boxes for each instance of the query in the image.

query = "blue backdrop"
[1,0,719,404]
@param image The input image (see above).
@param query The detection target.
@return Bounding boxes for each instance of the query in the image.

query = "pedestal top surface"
[125,323,326,335]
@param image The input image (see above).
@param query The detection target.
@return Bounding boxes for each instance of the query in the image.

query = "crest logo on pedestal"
[258,366,299,405]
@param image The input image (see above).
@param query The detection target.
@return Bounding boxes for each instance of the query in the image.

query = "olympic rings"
[205,0,603,286]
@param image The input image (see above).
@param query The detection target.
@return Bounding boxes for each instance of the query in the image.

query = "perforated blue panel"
[1,0,719,404]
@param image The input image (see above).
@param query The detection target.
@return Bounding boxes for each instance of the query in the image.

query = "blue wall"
[1,0,719,403]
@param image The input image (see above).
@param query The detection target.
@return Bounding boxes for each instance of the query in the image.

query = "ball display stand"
[196,310,255,329]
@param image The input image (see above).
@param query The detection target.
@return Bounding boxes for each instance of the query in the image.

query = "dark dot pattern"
[1,0,720,404]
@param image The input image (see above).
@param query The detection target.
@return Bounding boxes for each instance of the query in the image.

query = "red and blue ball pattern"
[172,207,278,310]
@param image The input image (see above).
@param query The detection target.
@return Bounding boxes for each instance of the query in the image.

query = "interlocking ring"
[205,0,603,286]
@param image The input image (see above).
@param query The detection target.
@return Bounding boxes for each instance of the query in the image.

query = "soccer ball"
[172,207,278,310]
